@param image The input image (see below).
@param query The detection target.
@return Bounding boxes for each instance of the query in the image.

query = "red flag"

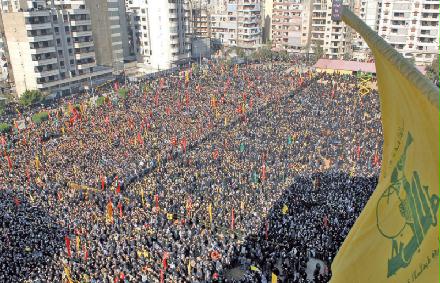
[323,215,329,228]
[117,201,123,218]
[171,136,177,147]
[65,236,71,258]
[231,208,235,230]
[115,176,120,194]
[6,155,12,171]
[137,133,143,145]
[101,176,105,191]
[374,152,380,166]
[212,149,219,160]
[13,197,20,207]
[162,256,167,270]
[261,164,267,181]
[181,137,187,153]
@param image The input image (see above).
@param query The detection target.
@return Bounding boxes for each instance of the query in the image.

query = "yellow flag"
[250,265,260,272]
[208,203,213,224]
[35,155,40,171]
[282,204,288,215]
[188,260,192,275]
[63,264,74,283]
[271,273,277,283]
[331,10,439,283]
[76,236,80,253]
[167,213,173,220]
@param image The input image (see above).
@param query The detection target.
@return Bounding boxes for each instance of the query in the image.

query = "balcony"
[70,20,91,26]
[23,11,50,17]
[30,46,56,54]
[71,30,93,37]
[33,57,58,66]
[77,62,96,70]
[73,41,94,48]
[25,22,52,30]
[35,69,59,78]
[68,9,90,15]
[28,34,54,42]
[75,51,95,60]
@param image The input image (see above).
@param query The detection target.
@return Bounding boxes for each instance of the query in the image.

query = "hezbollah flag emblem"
[331,6,439,283]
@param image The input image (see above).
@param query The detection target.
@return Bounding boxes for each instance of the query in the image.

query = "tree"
[343,52,351,61]
[425,54,439,83]
[19,90,43,107]
[312,42,324,62]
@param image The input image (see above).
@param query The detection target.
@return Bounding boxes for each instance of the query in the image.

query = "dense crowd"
[0,61,382,282]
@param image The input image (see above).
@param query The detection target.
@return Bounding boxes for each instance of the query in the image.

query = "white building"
[309,0,353,59]
[210,0,261,49]
[352,0,382,61]
[378,0,439,66]
[1,0,112,96]
[126,0,191,70]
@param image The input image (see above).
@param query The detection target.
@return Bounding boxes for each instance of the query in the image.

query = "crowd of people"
[0,61,383,282]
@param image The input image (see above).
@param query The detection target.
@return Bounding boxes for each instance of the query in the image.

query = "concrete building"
[1,0,112,96]
[126,0,191,70]
[352,0,381,61]
[86,0,130,74]
[378,0,439,66]
[210,0,262,49]
[309,0,354,60]
[261,0,273,43]
[272,0,312,53]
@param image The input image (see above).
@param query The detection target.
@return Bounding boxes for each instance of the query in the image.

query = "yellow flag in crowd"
[35,155,40,171]
[281,204,288,215]
[208,203,213,225]
[331,9,439,283]
[271,273,277,283]
[106,201,113,224]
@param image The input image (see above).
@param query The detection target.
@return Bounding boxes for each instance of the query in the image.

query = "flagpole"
[334,4,439,109]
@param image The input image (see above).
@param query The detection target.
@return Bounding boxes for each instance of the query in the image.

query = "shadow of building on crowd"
[225,171,378,283]
[0,191,65,282]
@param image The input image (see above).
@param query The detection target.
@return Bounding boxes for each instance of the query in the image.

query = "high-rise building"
[85,0,130,74]
[309,0,353,59]
[352,0,382,61]
[272,0,312,53]
[210,0,261,49]
[125,0,191,70]
[378,0,439,66]
[1,0,112,96]
[261,0,273,43]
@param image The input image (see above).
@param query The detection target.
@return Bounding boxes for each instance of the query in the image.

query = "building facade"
[210,0,261,49]
[352,0,382,61]
[308,0,353,59]
[378,0,439,66]
[1,0,112,96]
[126,0,191,70]
[86,0,130,74]
[272,0,311,52]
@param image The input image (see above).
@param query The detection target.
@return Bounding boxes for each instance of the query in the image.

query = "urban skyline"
[0,0,438,97]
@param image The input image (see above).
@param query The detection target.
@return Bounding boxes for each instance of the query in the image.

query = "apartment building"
[86,0,130,74]
[210,0,261,49]
[261,0,273,43]
[309,0,353,59]
[1,1,112,96]
[126,0,191,70]
[272,0,312,52]
[378,0,439,66]
[352,0,381,61]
